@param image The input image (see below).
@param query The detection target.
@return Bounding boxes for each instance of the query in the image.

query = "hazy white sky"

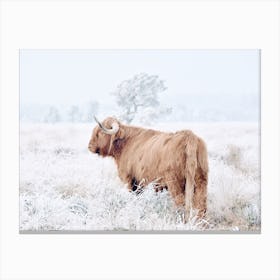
[20,49,260,121]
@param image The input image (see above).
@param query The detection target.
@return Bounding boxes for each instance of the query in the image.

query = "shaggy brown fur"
[88,117,209,219]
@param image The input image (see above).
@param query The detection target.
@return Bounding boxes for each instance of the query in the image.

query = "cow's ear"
[116,126,125,140]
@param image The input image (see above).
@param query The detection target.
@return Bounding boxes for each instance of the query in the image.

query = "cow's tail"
[197,138,209,174]
[184,136,208,221]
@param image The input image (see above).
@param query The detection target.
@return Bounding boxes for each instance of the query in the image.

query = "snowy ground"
[20,121,260,232]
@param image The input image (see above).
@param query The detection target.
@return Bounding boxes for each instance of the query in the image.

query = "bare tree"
[112,73,171,124]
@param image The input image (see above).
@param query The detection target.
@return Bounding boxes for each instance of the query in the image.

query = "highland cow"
[88,116,209,219]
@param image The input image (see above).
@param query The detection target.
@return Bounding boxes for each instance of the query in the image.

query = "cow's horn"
[94,116,119,135]
[94,116,103,127]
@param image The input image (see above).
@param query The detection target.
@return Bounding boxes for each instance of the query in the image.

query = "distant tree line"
[44,101,99,123]
[22,73,174,124]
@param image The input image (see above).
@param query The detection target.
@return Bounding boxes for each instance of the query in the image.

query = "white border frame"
[1,1,279,279]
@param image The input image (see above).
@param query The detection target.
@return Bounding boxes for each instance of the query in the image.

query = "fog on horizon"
[20,49,260,123]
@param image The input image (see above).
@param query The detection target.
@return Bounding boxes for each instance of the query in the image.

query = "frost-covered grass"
[20,122,260,232]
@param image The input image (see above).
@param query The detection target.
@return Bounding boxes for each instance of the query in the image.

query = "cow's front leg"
[116,167,134,191]
[131,177,138,192]
[128,177,143,195]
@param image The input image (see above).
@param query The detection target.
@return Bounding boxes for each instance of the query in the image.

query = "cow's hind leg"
[169,186,185,207]
[168,181,185,222]
[166,176,185,208]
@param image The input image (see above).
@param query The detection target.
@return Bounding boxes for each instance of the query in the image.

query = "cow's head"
[88,116,125,157]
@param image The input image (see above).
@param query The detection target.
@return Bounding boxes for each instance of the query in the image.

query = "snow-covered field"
[20,122,260,232]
